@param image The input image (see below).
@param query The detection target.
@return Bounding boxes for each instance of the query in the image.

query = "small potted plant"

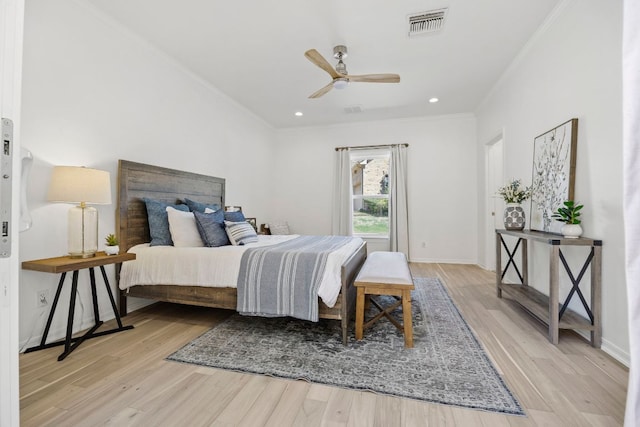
[497,179,531,230]
[551,200,583,238]
[104,233,120,255]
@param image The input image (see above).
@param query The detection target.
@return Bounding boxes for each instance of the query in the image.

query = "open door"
[485,137,504,271]
[0,0,25,425]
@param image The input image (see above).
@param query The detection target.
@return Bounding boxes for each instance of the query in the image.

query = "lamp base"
[69,252,97,259]
[68,204,98,258]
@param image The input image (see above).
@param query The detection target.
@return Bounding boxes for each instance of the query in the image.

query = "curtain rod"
[334,143,409,151]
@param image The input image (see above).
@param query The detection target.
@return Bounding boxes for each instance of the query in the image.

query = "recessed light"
[429,97,439,103]
[295,111,303,117]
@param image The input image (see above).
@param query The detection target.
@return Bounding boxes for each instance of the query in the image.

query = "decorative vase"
[104,245,119,255]
[504,203,526,230]
[561,224,582,239]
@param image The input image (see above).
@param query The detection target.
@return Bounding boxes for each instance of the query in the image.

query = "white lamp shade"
[48,166,111,258]
[47,166,112,205]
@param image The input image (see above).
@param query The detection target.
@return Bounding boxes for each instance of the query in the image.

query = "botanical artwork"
[530,119,578,234]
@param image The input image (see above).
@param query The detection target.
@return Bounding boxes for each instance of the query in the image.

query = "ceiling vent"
[408,8,448,37]
[344,105,363,114]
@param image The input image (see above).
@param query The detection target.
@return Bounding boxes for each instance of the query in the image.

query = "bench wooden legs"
[355,286,414,348]
[355,288,366,341]
[402,290,413,348]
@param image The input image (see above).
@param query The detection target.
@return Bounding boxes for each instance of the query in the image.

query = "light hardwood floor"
[19,263,627,426]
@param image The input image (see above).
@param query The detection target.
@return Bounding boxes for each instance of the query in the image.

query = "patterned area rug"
[167,277,524,415]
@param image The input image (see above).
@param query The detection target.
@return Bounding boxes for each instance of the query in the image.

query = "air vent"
[408,8,447,37]
[344,105,363,114]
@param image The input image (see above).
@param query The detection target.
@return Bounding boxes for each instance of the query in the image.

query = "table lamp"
[47,166,112,258]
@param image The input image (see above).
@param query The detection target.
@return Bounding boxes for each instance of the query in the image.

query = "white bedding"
[119,235,364,308]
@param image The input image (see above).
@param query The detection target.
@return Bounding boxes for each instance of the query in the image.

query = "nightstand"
[22,252,136,361]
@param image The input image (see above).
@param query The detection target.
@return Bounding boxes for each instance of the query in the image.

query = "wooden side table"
[22,252,136,361]
[495,229,602,347]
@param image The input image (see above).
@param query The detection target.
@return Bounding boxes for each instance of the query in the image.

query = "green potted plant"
[104,233,119,255]
[497,179,531,230]
[551,200,583,238]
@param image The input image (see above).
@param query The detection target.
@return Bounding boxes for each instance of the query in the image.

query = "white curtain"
[624,1,640,425]
[389,145,409,256]
[332,148,352,236]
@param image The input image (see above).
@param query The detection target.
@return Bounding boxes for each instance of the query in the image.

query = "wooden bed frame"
[116,160,367,344]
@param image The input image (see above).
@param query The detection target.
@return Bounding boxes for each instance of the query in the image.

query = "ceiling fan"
[304,45,400,98]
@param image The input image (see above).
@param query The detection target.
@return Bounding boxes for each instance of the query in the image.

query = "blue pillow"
[225,220,258,245]
[184,198,221,213]
[224,211,246,222]
[142,198,189,246]
[193,210,230,247]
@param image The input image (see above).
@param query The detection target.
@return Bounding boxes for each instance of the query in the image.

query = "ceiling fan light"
[333,78,349,90]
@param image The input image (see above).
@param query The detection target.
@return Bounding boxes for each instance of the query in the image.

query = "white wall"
[18,0,276,348]
[273,114,478,264]
[476,0,627,362]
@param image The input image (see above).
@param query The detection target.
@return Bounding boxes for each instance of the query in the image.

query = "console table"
[495,229,602,347]
[22,252,135,361]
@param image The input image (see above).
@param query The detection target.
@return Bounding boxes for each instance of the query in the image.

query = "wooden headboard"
[117,160,225,252]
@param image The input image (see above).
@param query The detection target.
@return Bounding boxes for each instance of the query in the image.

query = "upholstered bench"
[354,251,415,348]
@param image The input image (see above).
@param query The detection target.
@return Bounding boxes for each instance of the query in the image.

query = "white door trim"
[0,0,25,425]
[483,131,505,271]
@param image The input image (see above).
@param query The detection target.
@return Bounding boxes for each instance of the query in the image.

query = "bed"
[116,160,367,344]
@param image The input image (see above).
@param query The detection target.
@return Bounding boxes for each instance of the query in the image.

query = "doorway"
[0,0,25,425]
[485,136,504,271]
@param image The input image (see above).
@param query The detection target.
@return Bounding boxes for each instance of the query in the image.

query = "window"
[350,150,390,237]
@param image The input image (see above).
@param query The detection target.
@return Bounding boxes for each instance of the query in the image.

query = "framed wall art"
[529,118,578,234]
[246,217,257,231]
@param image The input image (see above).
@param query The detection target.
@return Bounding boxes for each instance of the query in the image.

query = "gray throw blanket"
[237,235,352,321]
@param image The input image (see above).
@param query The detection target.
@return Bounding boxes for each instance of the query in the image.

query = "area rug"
[167,277,524,415]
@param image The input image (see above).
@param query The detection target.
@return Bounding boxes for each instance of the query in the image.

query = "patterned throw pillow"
[225,220,258,245]
[269,221,290,235]
[142,198,189,246]
[193,210,230,247]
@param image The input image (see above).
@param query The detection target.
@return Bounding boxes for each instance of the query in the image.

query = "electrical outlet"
[37,289,49,307]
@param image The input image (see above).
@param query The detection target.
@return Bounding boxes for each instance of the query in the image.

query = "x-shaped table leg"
[500,235,524,284]
[558,248,595,323]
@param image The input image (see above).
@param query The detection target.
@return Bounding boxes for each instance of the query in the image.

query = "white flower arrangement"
[497,179,532,204]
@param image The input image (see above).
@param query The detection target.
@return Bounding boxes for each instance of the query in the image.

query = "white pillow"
[166,206,204,247]
[269,221,290,235]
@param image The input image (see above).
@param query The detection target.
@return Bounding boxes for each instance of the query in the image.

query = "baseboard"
[20,304,121,352]
[602,339,630,367]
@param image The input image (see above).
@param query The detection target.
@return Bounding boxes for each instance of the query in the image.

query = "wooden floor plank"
[238,379,288,426]
[19,263,627,426]
[323,388,355,426]
[265,380,311,427]
[347,392,377,427]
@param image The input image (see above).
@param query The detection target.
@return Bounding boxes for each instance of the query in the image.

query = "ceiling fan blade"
[304,49,341,79]
[308,81,334,98]
[347,73,401,83]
